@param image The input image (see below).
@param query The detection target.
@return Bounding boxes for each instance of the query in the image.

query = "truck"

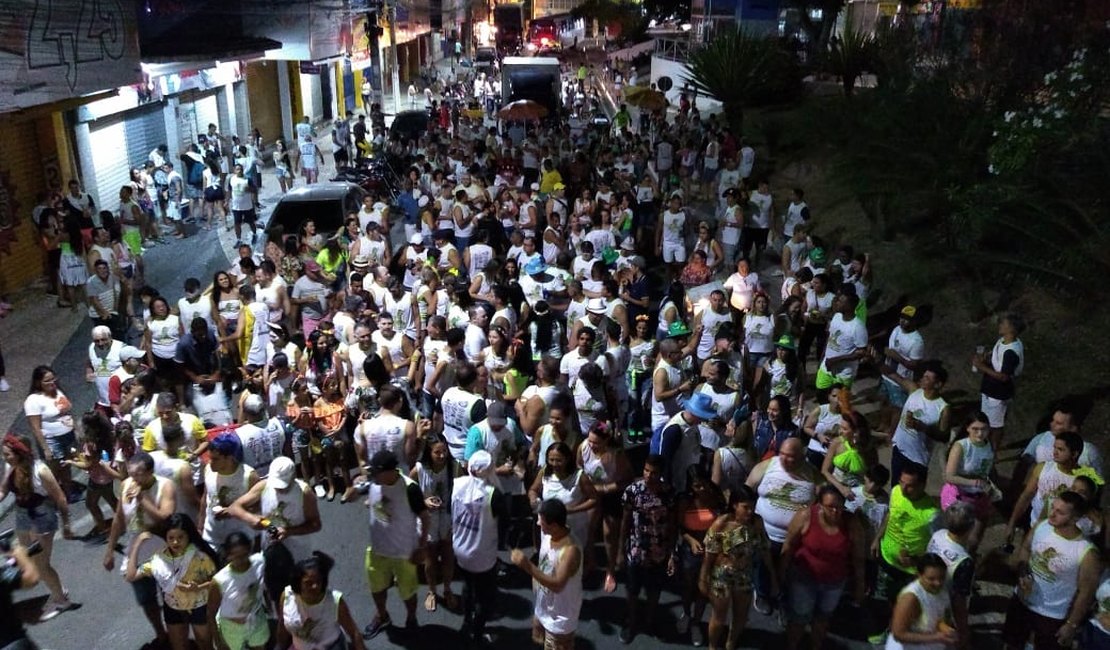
[501,56,562,118]
[493,3,525,54]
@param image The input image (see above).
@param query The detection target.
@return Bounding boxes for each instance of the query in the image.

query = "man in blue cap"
[652,392,718,493]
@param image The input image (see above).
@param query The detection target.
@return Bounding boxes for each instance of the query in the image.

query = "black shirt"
[979,348,1019,401]
[175,330,221,377]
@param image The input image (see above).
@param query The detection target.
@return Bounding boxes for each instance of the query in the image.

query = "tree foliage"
[811,4,1110,293]
[823,28,874,95]
[683,29,802,132]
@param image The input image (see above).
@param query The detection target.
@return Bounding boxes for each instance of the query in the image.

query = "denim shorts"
[45,431,76,459]
[787,567,845,623]
[15,502,58,535]
[879,377,909,409]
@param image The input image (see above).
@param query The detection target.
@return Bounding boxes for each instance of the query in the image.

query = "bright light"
[681,23,692,30]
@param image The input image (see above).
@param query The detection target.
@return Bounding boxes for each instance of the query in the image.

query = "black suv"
[267,182,367,242]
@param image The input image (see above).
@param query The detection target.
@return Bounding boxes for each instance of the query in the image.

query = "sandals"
[424,591,437,612]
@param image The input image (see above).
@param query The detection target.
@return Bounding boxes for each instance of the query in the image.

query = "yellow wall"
[245,61,283,143]
[0,115,54,292]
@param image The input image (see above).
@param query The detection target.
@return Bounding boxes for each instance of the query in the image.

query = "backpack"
[187,160,204,188]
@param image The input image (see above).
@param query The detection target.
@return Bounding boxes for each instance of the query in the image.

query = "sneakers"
[676,613,690,635]
[0,377,10,392]
[867,630,889,646]
[39,598,75,622]
[362,616,391,639]
[314,484,327,499]
[753,594,773,615]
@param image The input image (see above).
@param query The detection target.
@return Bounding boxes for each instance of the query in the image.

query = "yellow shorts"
[365,547,418,600]
[216,614,270,650]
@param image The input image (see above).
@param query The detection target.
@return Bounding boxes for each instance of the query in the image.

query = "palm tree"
[683,29,801,133]
[824,29,874,96]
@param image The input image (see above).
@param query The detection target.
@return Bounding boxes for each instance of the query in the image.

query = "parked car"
[389,109,430,144]
[475,47,498,71]
[267,182,366,243]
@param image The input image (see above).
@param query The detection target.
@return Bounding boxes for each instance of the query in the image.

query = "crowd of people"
[3,49,1110,650]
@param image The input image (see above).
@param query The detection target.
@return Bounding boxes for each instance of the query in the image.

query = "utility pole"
[386,0,403,115]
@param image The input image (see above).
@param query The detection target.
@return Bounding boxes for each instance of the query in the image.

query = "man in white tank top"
[1007,431,1085,540]
[227,457,321,563]
[926,503,976,648]
[510,499,583,648]
[1003,491,1098,649]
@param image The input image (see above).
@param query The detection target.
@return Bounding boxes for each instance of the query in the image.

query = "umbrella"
[624,86,668,111]
[497,99,549,121]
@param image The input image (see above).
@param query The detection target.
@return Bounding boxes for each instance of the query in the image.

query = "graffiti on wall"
[0,0,141,113]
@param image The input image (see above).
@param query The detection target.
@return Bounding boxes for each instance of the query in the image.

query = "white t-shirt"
[1023,431,1104,476]
[891,389,949,466]
[885,326,924,380]
[24,391,75,437]
[748,191,772,229]
[819,313,869,384]
[228,175,253,211]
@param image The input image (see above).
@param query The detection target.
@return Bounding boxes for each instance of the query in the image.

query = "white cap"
[268,457,296,490]
[243,394,265,414]
[119,346,145,362]
[418,195,430,208]
[409,233,424,246]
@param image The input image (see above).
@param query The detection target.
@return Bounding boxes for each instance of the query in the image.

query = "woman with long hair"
[940,411,995,551]
[518,356,561,441]
[65,411,119,535]
[578,420,632,592]
[676,464,728,645]
[0,433,76,621]
[202,160,225,230]
[712,419,755,499]
[409,434,457,612]
[529,441,597,551]
[312,374,348,502]
[277,552,367,650]
[822,408,878,503]
[658,281,688,341]
[126,513,219,650]
[527,301,564,361]
[55,220,88,310]
[24,365,78,498]
[699,485,776,650]
[273,139,293,193]
[478,325,512,399]
[210,271,240,357]
[529,398,578,470]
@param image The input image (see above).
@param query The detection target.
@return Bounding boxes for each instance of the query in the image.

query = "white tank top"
[451,476,498,573]
[282,587,343,650]
[542,226,561,264]
[202,463,254,544]
[256,282,284,322]
[150,451,197,521]
[120,476,168,573]
[368,474,420,558]
[952,438,994,495]
[402,248,428,289]
[580,443,617,486]
[754,458,816,543]
[260,479,313,561]
[1030,461,1075,524]
[650,361,683,431]
[372,331,406,378]
[534,533,583,634]
[467,243,493,279]
[214,553,267,623]
[357,413,410,473]
[348,343,370,388]
[1025,520,1094,619]
[926,530,971,588]
[883,580,951,650]
[441,388,482,461]
[716,447,752,496]
[744,314,775,355]
[806,403,841,455]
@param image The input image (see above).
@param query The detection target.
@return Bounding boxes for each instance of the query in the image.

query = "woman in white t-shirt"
[23,365,78,496]
[144,296,183,399]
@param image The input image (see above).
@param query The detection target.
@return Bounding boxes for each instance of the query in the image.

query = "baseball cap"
[487,401,508,427]
[620,237,636,251]
[900,305,917,318]
[268,457,296,489]
[553,182,566,191]
[667,321,692,338]
[409,233,424,246]
[119,346,145,362]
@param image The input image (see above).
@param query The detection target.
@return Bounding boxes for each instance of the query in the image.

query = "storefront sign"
[0,0,142,113]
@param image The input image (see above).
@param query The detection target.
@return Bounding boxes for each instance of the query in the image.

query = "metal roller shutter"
[88,103,166,214]
[194,93,220,136]
[216,90,231,137]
